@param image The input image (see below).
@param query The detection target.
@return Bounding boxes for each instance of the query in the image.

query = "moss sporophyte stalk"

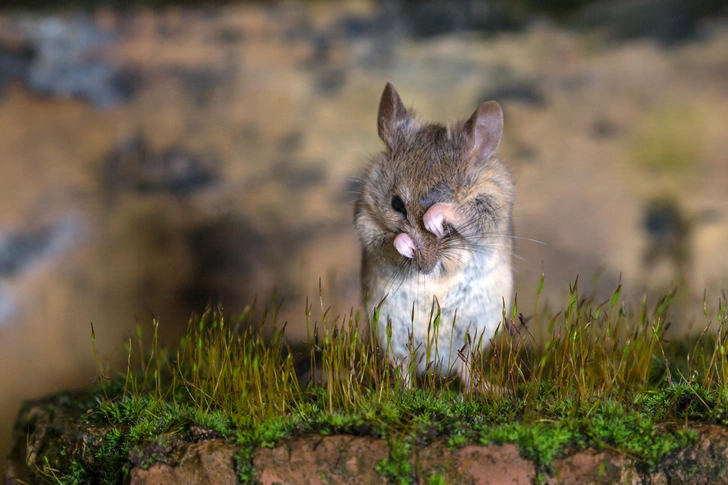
[25,277,728,484]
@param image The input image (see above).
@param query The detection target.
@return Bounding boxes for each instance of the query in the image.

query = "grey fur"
[354,83,514,386]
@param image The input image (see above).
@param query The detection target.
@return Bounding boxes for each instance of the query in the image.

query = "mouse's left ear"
[464,101,503,163]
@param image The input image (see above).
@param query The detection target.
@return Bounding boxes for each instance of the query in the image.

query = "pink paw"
[423,203,454,239]
[393,233,416,258]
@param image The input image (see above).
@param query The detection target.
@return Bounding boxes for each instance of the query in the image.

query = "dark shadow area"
[102,135,219,197]
[1,1,725,46]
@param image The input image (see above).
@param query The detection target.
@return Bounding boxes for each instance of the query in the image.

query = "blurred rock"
[577,0,728,44]
[0,220,81,279]
[0,15,138,107]
[398,0,528,38]
[102,136,219,197]
[482,78,545,107]
[0,30,35,97]
[590,117,620,138]
[0,284,14,323]
[162,66,227,107]
[480,64,546,107]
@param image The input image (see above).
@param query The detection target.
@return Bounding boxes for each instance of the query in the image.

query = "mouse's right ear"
[465,101,503,163]
[378,82,409,151]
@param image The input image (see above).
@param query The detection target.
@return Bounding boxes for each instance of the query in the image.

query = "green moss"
[24,279,728,483]
[234,439,257,484]
[426,473,447,485]
[56,460,87,485]
[376,436,414,485]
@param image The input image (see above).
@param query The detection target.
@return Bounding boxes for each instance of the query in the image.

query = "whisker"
[482,234,546,244]
[440,237,529,266]
[383,259,410,299]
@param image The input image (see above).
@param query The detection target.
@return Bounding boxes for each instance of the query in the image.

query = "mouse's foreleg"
[423,203,459,238]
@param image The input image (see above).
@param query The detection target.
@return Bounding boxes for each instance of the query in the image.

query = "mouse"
[354,82,514,388]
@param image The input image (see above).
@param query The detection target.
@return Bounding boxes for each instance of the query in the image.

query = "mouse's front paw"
[393,232,416,258]
[423,203,456,239]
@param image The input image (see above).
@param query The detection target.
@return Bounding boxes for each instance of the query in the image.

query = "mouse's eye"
[391,195,407,216]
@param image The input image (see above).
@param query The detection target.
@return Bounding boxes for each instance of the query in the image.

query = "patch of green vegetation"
[55,461,87,485]
[234,433,258,484]
[426,473,447,485]
[376,436,414,485]
[28,276,728,484]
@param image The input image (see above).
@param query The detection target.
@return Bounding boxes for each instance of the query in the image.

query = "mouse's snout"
[393,231,440,274]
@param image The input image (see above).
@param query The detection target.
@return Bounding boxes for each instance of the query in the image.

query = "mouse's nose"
[414,241,440,274]
[393,232,440,274]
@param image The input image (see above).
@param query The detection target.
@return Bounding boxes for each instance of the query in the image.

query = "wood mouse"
[355,82,514,387]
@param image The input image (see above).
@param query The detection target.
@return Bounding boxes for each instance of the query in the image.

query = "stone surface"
[254,435,390,485]
[648,425,728,484]
[454,444,536,485]
[129,440,238,485]
[546,425,728,485]
[550,449,635,485]
[414,441,536,484]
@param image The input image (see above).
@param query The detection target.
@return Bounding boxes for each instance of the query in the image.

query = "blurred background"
[1,0,727,469]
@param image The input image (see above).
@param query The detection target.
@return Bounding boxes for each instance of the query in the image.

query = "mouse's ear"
[464,101,503,163]
[378,82,410,151]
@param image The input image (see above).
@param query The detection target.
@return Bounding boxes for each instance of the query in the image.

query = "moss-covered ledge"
[7,287,728,484]
[5,391,728,485]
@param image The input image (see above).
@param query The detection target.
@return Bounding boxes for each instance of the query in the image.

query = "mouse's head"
[355,82,511,276]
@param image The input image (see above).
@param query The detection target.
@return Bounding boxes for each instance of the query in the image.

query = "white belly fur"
[366,251,513,377]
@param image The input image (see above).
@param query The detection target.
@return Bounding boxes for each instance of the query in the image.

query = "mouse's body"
[354,83,514,386]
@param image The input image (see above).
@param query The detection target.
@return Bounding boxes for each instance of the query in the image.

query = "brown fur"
[355,83,515,386]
